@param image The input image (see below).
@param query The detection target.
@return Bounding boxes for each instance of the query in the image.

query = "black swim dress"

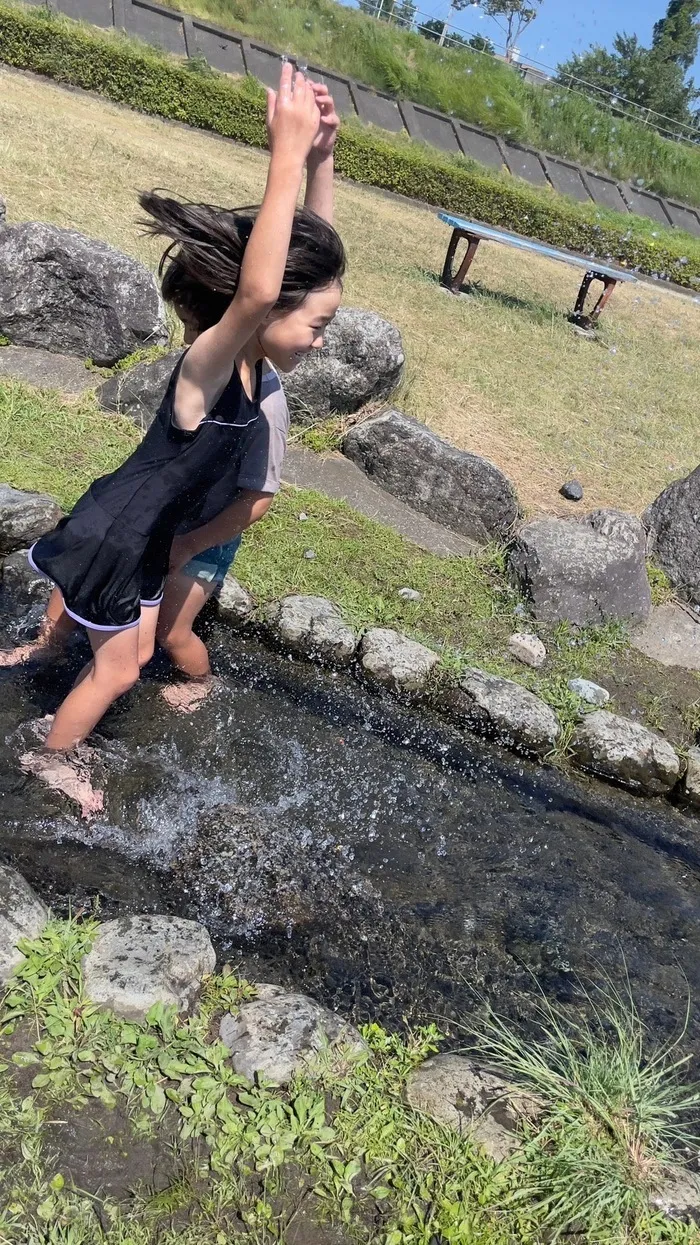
[29,354,268,632]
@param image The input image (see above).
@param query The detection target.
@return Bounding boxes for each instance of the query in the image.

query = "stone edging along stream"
[213,581,700,811]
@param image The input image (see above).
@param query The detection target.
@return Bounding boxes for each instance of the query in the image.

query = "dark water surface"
[2,586,700,1045]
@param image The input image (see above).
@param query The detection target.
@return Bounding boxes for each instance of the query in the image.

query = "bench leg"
[569,272,617,331]
[441,229,462,289]
[441,231,480,294]
[450,236,481,294]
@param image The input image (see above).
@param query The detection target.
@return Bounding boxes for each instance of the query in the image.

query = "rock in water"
[0,484,63,556]
[450,667,560,757]
[406,1054,541,1161]
[0,865,49,984]
[82,915,215,1020]
[360,627,438,694]
[507,632,546,668]
[216,576,255,623]
[570,710,680,795]
[560,479,583,502]
[343,409,519,543]
[0,222,168,366]
[644,465,700,604]
[98,350,184,429]
[263,595,357,665]
[282,308,404,422]
[509,509,652,626]
[1,549,52,603]
[220,983,365,1085]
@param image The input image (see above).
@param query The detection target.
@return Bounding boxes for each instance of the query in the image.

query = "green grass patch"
[2,0,700,291]
[0,918,698,1243]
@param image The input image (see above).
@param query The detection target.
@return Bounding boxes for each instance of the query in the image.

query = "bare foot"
[0,643,42,667]
[160,677,218,714]
[20,747,104,820]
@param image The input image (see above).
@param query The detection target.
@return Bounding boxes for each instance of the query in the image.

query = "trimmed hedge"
[2,0,700,290]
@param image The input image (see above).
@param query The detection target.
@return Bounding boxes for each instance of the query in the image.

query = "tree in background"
[418,16,469,45]
[468,32,496,53]
[392,0,417,27]
[482,0,542,60]
[557,0,700,127]
[652,0,700,69]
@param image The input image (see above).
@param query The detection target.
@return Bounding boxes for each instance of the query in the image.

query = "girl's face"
[258,283,342,373]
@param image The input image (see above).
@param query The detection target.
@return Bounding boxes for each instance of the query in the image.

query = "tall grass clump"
[465,978,700,1240]
[157,0,700,206]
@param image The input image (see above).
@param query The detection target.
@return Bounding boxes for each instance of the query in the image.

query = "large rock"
[216,575,255,623]
[682,746,700,809]
[282,308,404,422]
[570,710,681,796]
[82,915,215,1020]
[360,627,438,694]
[406,1054,540,1162]
[644,465,700,604]
[0,484,62,556]
[0,865,49,984]
[1,549,52,603]
[263,595,357,665]
[450,667,560,757]
[98,349,183,430]
[343,410,519,543]
[0,196,6,227]
[0,222,168,367]
[219,983,365,1084]
[650,1169,700,1224]
[509,509,652,626]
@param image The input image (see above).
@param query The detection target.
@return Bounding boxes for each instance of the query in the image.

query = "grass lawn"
[3,68,700,519]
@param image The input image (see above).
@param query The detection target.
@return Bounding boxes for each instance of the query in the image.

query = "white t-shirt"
[236,362,290,496]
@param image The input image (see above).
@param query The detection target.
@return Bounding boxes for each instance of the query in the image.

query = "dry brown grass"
[2,66,700,515]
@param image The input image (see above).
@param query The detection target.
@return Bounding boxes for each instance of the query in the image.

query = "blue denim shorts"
[180,536,242,585]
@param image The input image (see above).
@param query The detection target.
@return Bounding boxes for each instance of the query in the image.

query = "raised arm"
[304,82,340,225]
[173,64,319,432]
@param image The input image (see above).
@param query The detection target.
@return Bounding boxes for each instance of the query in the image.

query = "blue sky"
[378,0,700,78]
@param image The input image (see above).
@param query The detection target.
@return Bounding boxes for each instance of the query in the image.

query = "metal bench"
[438,212,637,331]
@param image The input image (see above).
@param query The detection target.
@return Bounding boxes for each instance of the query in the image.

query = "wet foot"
[20,745,104,820]
[160,677,218,714]
[0,643,42,667]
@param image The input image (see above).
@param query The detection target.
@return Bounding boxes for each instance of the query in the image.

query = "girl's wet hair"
[139,191,346,332]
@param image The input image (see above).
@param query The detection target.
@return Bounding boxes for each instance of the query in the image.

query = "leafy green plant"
[648,562,676,606]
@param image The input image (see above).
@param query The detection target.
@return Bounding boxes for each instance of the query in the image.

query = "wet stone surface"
[2,581,700,1050]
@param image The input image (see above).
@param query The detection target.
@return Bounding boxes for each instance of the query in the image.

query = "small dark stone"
[560,480,584,502]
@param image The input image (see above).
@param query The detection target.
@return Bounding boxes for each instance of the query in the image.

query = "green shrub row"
[2,0,700,289]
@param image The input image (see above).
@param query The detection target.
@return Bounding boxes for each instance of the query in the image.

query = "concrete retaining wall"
[23,0,700,239]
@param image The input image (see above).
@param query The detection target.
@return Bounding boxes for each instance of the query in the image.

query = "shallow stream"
[2,583,700,1045]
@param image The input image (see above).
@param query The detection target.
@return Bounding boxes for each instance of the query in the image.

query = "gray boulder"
[509,509,652,626]
[283,308,404,423]
[406,1054,541,1162]
[0,196,6,227]
[82,915,215,1021]
[360,627,438,694]
[0,865,49,984]
[216,575,255,623]
[644,465,700,603]
[650,1169,700,1224]
[343,410,519,543]
[450,667,560,757]
[98,349,183,429]
[0,222,168,366]
[263,595,357,665]
[1,549,52,603]
[0,484,62,556]
[570,710,681,795]
[219,983,365,1085]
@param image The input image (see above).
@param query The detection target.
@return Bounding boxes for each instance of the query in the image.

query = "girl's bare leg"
[20,624,141,818]
[156,573,217,713]
[0,587,76,666]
